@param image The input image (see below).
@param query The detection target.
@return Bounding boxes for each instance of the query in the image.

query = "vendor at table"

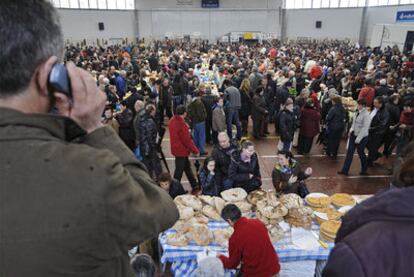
[217,204,281,277]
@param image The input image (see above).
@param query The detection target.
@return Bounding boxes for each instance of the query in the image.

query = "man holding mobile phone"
[0,1,178,277]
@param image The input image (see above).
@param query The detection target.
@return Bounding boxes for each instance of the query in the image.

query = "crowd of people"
[3,1,414,276]
[65,37,414,194]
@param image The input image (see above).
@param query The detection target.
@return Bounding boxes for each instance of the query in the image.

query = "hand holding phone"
[51,62,107,134]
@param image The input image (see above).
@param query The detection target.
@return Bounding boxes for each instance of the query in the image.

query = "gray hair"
[0,0,63,98]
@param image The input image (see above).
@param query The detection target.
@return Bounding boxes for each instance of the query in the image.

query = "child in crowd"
[158,172,187,199]
[198,157,220,196]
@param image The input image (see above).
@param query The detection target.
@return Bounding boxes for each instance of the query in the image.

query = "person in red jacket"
[168,105,200,192]
[358,79,375,108]
[218,204,281,277]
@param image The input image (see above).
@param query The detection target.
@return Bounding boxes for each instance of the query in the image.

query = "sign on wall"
[202,0,219,8]
[177,0,193,5]
[396,11,414,22]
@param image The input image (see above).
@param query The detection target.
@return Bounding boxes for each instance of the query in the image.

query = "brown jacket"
[0,108,178,277]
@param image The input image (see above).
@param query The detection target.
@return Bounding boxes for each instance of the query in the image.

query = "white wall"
[58,9,137,44]
[136,0,282,41]
[364,4,414,45]
[285,8,363,42]
[56,2,414,46]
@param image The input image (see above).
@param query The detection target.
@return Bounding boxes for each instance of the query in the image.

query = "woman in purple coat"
[322,154,414,277]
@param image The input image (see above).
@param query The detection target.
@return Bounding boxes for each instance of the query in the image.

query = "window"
[79,0,88,8]
[400,0,411,4]
[89,0,98,8]
[69,0,79,8]
[388,0,398,4]
[340,0,349,7]
[107,0,117,9]
[98,0,107,9]
[349,0,358,6]
[116,0,126,9]
[313,0,321,7]
[60,0,70,8]
[52,0,61,7]
[330,0,340,7]
[321,0,330,8]
[303,0,312,8]
[126,0,134,9]
[286,0,295,8]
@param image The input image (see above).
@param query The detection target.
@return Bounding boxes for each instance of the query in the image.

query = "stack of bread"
[168,194,226,246]
[330,193,356,208]
[248,190,287,243]
[280,194,313,229]
[313,207,343,225]
[221,188,253,216]
[320,220,341,243]
[306,193,332,209]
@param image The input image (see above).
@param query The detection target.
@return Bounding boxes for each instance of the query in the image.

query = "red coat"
[219,217,280,277]
[309,65,322,79]
[358,86,375,108]
[300,107,321,138]
[168,115,199,157]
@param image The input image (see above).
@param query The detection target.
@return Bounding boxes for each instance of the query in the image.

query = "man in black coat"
[139,104,162,179]
[375,79,392,98]
[201,88,217,144]
[211,132,239,192]
[367,97,390,166]
[278,98,295,152]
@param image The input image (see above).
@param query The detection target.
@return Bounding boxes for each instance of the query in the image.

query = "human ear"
[34,56,58,98]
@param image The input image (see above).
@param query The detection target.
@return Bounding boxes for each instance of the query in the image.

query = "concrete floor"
[160,121,393,196]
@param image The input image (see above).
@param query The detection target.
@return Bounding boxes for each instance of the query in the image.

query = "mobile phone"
[48,63,72,98]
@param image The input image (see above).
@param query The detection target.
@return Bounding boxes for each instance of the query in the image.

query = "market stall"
[159,190,370,277]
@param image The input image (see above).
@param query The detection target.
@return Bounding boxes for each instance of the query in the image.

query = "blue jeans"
[193,121,206,154]
[226,108,242,140]
[341,133,368,174]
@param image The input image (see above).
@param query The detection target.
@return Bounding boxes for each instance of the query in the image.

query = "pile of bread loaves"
[167,189,319,247]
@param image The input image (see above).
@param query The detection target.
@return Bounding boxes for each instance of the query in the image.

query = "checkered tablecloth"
[160,220,334,276]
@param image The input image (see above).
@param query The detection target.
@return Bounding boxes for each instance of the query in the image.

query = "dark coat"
[211,142,239,184]
[272,159,309,194]
[139,113,158,157]
[326,103,346,132]
[117,108,136,147]
[275,86,289,112]
[0,108,178,277]
[278,109,295,143]
[251,94,267,121]
[239,89,252,119]
[375,85,392,97]
[369,106,390,136]
[159,85,173,108]
[199,168,220,196]
[201,92,217,121]
[168,179,187,199]
[228,151,262,193]
[300,107,321,138]
[385,102,401,127]
[187,98,207,125]
[323,186,414,277]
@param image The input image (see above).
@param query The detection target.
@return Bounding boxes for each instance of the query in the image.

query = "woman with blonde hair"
[239,79,252,137]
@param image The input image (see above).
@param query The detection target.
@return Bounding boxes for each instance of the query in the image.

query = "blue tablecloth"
[160,219,334,276]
